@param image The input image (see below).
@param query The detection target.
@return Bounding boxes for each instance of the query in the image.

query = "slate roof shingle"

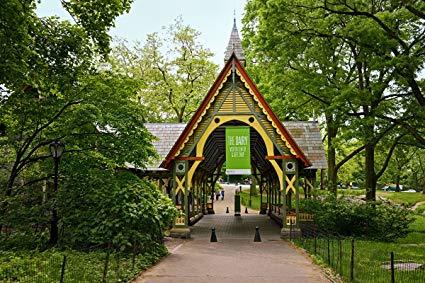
[282,121,327,169]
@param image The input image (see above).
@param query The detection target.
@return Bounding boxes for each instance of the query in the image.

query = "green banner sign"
[225,126,251,175]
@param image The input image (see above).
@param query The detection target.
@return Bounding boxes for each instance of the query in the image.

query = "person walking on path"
[215,191,220,201]
[221,188,225,200]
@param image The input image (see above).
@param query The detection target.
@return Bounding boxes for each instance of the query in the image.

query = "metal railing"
[0,250,154,283]
[290,223,425,283]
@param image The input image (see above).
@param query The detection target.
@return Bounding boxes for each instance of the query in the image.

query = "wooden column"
[281,160,287,228]
[170,161,190,238]
[295,164,300,227]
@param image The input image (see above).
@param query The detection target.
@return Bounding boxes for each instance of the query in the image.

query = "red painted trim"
[175,156,205,161]
[265,155,295,160]
[161,53,312,169]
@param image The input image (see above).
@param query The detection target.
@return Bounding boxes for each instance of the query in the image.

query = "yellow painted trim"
[187,115,283,191]
[187,160,201,187]
[175,216,185,225]
[286,175,296,193]
[236,69,297,156]
[175,176,185,194]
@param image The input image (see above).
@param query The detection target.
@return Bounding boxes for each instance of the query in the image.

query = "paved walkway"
[134,184,329,283]
[212,183,257,215]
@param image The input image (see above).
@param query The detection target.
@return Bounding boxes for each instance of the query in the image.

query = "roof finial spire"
[224,17,246,66]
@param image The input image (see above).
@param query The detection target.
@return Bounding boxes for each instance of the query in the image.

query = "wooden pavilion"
[133,20,327,237]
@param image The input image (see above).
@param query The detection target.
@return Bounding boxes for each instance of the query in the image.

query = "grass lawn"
[316,189,425,208]
[240,190,264,210]
[241,186,425,282]
[0,246,167,282]
[416,202,425,214]
[296,215,425,283]
[240,186,425,280]
[376,191,425,207]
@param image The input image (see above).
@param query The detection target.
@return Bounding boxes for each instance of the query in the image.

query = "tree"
[407,150,425,194]
[1,1,137,195]
[0,1,178,248]
[110,17,218,123]
[321,0,425,107]
[242,0,424,200]
[380,144,425,193]
[0,0,133,89]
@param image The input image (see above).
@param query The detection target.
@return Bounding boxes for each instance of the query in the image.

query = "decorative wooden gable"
[162,53,311,169]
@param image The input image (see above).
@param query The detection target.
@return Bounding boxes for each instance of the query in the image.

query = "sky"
[36,0,248,67]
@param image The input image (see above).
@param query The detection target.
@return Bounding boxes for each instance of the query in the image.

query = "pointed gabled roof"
[224,19,245,63]
[161,53,312,169]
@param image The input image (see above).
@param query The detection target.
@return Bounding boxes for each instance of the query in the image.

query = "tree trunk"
[49,208,59,246]
[395,174,401,192]
[326,114,338,195]
[48,159,59,246]
[365,143,377,201]
[6,162,20,196]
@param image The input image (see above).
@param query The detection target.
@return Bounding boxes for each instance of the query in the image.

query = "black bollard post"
[226,207,229,213]
[254,226,262,242]
[390,252,395,283]
[245,207,248,214]
[210,227,218,242]
[60,255,67,283]
[350,238,355,281]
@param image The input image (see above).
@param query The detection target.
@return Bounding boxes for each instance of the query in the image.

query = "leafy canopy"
[110,17,218,123]
[0,0,178,250]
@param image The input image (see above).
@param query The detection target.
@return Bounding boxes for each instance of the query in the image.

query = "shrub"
[1,164,178,252]
[301,196,414,241]
[61,171,178,251]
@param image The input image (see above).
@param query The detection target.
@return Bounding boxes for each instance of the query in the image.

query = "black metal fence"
[0,251,149,283]
[290,224,425,283]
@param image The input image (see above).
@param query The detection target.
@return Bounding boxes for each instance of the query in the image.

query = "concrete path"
[213,183,257,215]
[134,184,329,283]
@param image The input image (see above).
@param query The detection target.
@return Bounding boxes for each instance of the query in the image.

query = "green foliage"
[380,148,425,192]
[0,246,167,282]
[214,183,222,192]
[408,215,425,234]
[1,169,178,251]
[0,0,178,252]
[240,190,265,210]
[416,203,425,215]
[0,0,132,87]
[296,236,425,283]
[242,0,425,198]
[63,0,134,55]
[109,17,218,123]
[377,191,425,207]
[302,197,414,241]
[59,168,177,249]
[296,215,425,282]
